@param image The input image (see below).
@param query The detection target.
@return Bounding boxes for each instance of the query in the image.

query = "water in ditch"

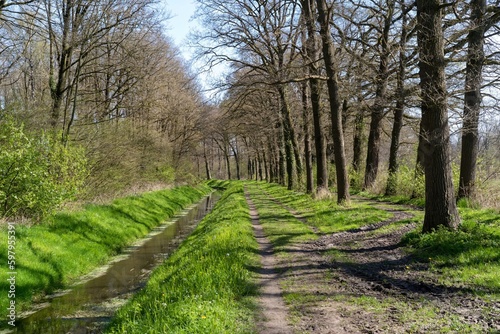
[13,193,221,334]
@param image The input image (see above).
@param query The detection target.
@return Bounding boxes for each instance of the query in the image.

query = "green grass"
[206,179,231,190]
[252,182,496,330]
[357,191,426,208]
[0,184,211,315]
[253,182,392,235]
[339,295,484,333]
[106,182,259,334]
[245,184,317,253]
[402,207,500,297]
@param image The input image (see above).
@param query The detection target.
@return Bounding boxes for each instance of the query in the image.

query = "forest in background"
[0,0,212,220]
[1,0,500,229]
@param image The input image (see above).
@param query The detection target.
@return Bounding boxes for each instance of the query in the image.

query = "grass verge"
[245,183,317,254]
[253,182,392,234]
[106,182,259,334]
[402,207,500,297]
[0,184,211,315]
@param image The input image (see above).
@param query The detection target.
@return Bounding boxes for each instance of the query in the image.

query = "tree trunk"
[386,4,408,196]
[458,0,485,201]
[302,80,314,193]
[278,85,301,188]
[363,109,384,190]
[225,149,231,180]
[263,148,269,181]
[230,140,241,180]
[316,0,350,204]
[268,139,278,183]
[312,79,329,191]
[277,86,295,190]
[216,138,231,180]
[276,125,286,186]
[363,0,394,190]
[258,151,264,181]
[416,0,460,232]
[204,141,211,180]
[302,0,328,191]
[248,158,252,179]
[352,109,365,174]
[50,0,73,130]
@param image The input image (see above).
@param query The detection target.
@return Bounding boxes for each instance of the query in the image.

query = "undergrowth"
[402,207,500,297]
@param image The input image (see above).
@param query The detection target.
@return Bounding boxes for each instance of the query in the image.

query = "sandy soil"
[252,196,500,334]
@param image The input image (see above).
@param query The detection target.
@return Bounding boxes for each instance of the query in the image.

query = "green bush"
[394,165,424,199]
[0,121,87,220]
[349,167,364,192]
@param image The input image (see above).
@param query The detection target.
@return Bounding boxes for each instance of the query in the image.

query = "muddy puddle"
[12,193,221,334]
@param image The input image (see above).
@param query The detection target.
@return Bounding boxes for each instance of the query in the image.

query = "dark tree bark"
[302,80,314,193]
[263,148,269,181]
[416,0,460,232]
[248,158,252,180]
[224,149,231,180]
[363,108,384,189]
[386,3,408,196]
[257,151,264,181]
[458,0,486,201]
[363,0,394,190]
[277,86,296,190]
[276,123,287,186]
[352,109,365,174]
[278,85,302,189]
[268,139,278,183]
[316,0,350,204]
[229,139,241,180]
[203,141,212,180]
[49,0,73,130]
[215,137,231,180]
[302,0,329,191]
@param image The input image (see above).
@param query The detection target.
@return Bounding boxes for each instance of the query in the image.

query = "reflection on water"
[15,193,220,334]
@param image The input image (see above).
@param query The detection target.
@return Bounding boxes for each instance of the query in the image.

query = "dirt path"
[244,189,293,334]
[250,192,500,333]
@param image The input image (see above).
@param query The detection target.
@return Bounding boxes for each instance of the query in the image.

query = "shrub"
[394,165,424,199]
[0,120,87,221]
[349,167,364,193]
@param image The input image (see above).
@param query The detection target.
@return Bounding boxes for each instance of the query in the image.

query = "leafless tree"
[416,0,460,232]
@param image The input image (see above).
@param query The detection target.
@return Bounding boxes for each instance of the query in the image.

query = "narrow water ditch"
[14,192,221,334]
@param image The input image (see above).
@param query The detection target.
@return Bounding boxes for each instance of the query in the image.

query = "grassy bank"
[403,207,500,297]
[106,182,259,334]
[0,184,211,315]
[245,183,317,254]
[252,182,392,234]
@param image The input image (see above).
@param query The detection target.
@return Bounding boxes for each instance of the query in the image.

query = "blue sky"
[161,0,227,96]
[163,0,198,57]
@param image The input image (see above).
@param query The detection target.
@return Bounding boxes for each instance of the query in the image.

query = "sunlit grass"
[0,184,211,314]
[254,182,392,234]
[245,184,317,253]
[402,207,500,297]
[106,182,259,334]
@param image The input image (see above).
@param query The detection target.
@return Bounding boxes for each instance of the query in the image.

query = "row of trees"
[192,0,500,232]
[2,0,499,230]
[1,0,210,219]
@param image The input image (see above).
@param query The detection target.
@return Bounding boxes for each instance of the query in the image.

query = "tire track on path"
[244,187,293,334]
